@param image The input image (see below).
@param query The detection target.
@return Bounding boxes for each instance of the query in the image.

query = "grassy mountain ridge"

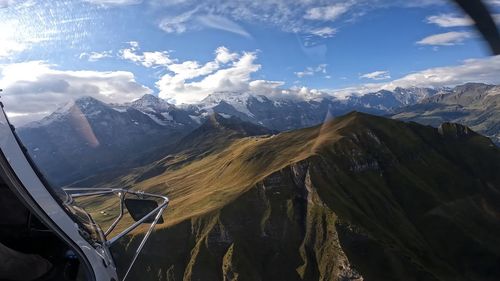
[84,112,499,281]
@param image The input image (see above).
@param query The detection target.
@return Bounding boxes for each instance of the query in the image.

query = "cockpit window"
[2,0,500,280]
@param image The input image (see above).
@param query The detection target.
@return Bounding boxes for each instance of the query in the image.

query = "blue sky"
[1,0,500,123]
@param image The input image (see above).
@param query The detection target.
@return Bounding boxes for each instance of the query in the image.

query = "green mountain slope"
[91,112,499,281]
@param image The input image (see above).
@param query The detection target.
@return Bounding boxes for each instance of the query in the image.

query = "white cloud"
[360,70,391,80]
[249,79,284,89]
[82,0,142,6]
[285,86,325,100]
[152,0,452,40]
[154,1,358,39]
[295,64,327,78]
[128,41,139,48]
[425,13,500,27]
[332,55,500,97]
[388,56,500,88]
[425,14,473,27]
[0,0,33,8]
[158,9,196,34]
[215,46,239,64]
[416,31,473,46]
[79,51,113,62]
[166,60,220,80]
[0,38,26,59]
[304,3,351,21]
[119,42,173,67]
[159,11,251,38]
[0,61,151,124]
[153,45,331,102]
[117,44,299,103]
[308,26,337,38]
[157,49,262,104]
[197,15,251,38]
[248,80,285,95]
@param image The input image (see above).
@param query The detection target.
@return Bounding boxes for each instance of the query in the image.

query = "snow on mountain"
[116,94,197,127]
[25,96,110,127]
[200,91,255,117]
[129,94,174,112]
[393,87,451,105]
[22,86,444,132]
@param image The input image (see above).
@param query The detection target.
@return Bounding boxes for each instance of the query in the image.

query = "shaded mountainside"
[393,83,500,145]
[89,112,499,281]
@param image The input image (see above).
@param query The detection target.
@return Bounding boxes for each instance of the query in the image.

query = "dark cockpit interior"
[0,176,87,281]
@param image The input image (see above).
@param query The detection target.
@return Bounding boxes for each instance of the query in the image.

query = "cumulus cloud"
[304,3,352,21]
[215,46,239,63]
[332,55,500,97]
[156,48,262,103]
[416,31,473,46]
[117,43,308,103]
[119,42,173,67]
[159,11,252,38]
[0,38,26,59]
[295,64,327,78]
[360,70,391,80]
[249,80,284,90]
[0,61,151,125]
[388,56,500,88]
[79,51,113,62]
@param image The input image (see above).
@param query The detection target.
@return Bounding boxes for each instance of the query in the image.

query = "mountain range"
[77,111,500,281]
[16,82,499,186]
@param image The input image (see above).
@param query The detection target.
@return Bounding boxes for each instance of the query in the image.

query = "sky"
[1,0,500,125]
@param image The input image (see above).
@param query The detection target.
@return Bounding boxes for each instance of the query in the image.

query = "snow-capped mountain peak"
[25,96,107,127]
[129,94,174,111]
[200,91,255,117]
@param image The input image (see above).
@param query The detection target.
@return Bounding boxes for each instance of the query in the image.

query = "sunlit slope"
[103,112,499,281]
[128,113,327,227]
